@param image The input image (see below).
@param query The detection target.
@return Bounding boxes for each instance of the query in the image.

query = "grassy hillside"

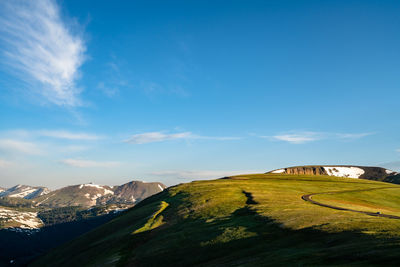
[32,174,400,266]
[311,187,400,216]
[0,213,119,266]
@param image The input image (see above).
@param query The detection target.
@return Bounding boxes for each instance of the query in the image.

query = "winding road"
[301,187,400,219]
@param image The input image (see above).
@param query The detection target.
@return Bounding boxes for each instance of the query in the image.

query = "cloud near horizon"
[1,129,102,141]
[0,159,12,168]
[60,159,120,168]
[0,139,42,155]
[150,170,263,180]
[266,131,374,144]
[0,0,86,106]
[0,130,99,157]
[272,133,319,144]
[124,131,239,144]
[39,130,101,140]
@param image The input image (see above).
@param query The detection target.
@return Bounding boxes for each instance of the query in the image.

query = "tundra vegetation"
[33,174,400,266]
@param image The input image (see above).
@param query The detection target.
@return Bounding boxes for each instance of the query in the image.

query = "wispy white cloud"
[139,81,190,98]
[96,61,132,98]
[97,82,119,98]
[0,139,42,155]
[0,159,13,168]
[396,149,400,153]
[336,133,374,139]
[140,81,163,96]
[38,130,101,140]
[59,145,89,153]
[1,129,101,141]
[271,133,319,144]
[265,131,374,144]
[60,159,120,168]
[0,0,86,106]
[125,132,192,144]
[150,170,262,180]
[124,131,239,144]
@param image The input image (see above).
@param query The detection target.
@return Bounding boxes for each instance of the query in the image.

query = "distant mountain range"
[267,165,400,183]
[0,185,50,199]
[0,180,166,230]
[0,181,166,208]
[33,180,166,208]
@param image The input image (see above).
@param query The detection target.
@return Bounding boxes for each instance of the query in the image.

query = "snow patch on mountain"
[92,193,103,200]
[158,184,164,191]
[0,185,50,199]
[386,169,397,175]
[102,188,114,195]
[271,169,285,173]
[323,167,365,178]
[8,188,37,198]
[0,207,42,229]
[79,184,114,195]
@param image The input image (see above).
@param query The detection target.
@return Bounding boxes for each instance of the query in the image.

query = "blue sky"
[0,0,399,188]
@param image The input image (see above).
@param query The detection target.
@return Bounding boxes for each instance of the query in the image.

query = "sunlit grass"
[32,174,400,266]
[133,201,169,234]
[312,187,400,216]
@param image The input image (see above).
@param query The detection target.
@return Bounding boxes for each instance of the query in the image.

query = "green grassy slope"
[32,174,400,266]
[312,187,400,216]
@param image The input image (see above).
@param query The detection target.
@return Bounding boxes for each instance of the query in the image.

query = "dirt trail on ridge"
[301,187,400,219]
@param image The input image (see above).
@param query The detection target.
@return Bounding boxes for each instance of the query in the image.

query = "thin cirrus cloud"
[124,131,239,144]
[265,131,374,144]
[125,132,192,144]
[1,129,102,141]
[150,170,263,180]
[0,0,86,106]
[0,139,42,155]
[0,159,12,168]
[60,159,120,168]
[335,133,374,139]
[38,130,101,140]
[272,133,319,144]
[0,129,100,156]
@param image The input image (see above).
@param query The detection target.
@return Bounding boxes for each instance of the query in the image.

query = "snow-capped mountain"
[97,181,167,205]
[0,180,166,230]
[0,185,50,199]
[32,180,166,208]
[0,180,166,208]
[268,165,399,182]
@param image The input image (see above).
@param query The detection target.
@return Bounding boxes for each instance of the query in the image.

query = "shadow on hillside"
[118,191,400,267]
[0,213,118,267]
[30,189,400,267]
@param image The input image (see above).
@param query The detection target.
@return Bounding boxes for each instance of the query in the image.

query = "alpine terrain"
[0,180,166,266]
[31,167,400,266]
[268,165,400,183]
